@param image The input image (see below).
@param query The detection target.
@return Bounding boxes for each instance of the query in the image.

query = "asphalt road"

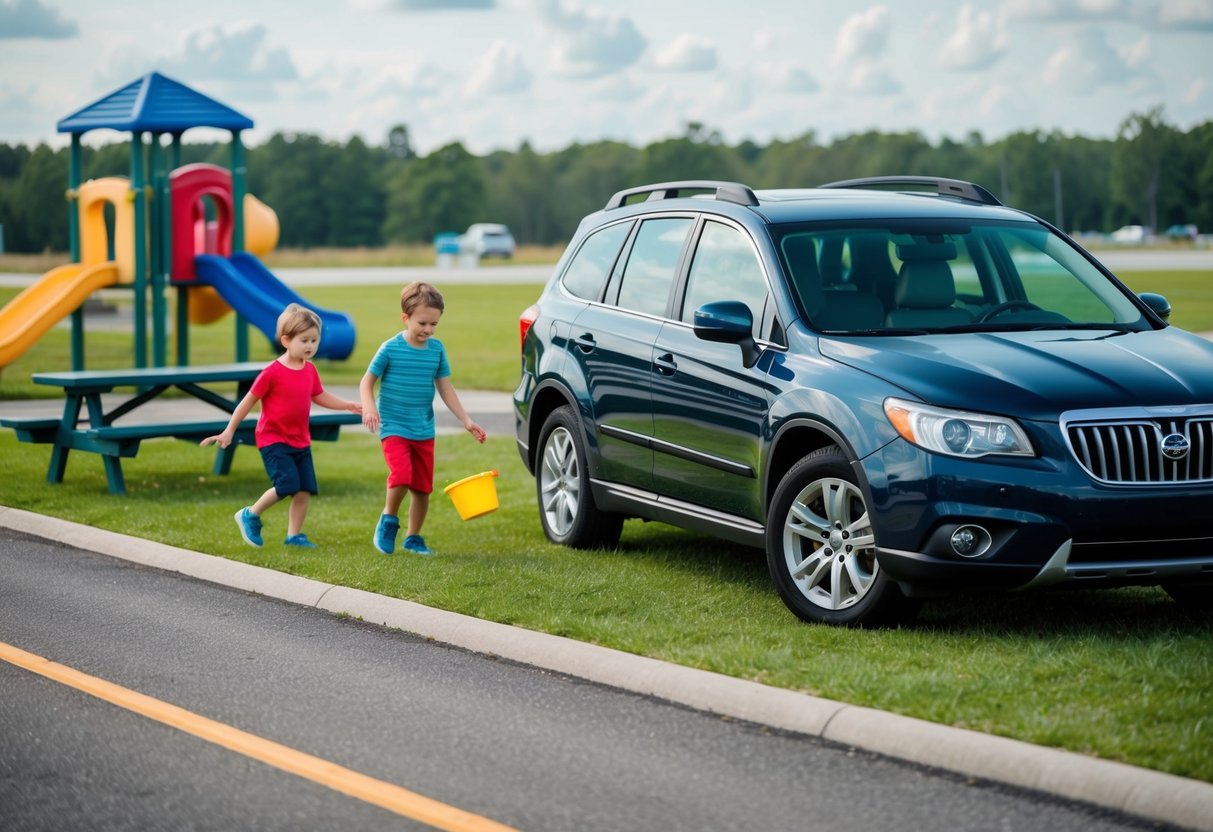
[0,528,1172,832]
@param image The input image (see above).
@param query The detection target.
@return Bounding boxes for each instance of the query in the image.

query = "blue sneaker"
[374,514,400,555]
[284,533,317,548]
[403,534,434,557]
[234,507,263,548]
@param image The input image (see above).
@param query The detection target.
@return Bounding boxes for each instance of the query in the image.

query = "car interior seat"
[847,234,900,309]
[884,241,975,328]
[783,235,884,331]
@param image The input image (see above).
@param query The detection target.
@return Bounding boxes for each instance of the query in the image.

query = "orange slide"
[0,176,133,370]
[0,262,120,367]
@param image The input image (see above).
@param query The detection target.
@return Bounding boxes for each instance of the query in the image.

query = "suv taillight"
[519,304,540,351]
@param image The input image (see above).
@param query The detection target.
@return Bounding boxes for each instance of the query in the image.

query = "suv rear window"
[561,220,633,301]
[611,217,693,317]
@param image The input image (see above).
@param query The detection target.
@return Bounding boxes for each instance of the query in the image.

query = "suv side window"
[561,221,633,301]
[613,217,693,317]
[681,220,769,337]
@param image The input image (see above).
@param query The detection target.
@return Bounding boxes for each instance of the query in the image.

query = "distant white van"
[1111,224,1147,244]
[460,223,516,259]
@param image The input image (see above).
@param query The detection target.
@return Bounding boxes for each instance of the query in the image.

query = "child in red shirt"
[202,304,361,548]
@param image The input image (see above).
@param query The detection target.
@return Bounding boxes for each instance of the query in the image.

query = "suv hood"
[819,328,1213,420]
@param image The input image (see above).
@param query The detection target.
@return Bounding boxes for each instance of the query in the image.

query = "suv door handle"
[574,333,596,353]
[654,352,677,376]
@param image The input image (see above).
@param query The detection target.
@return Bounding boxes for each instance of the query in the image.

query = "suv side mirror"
[1139,292,1172,323]
[694,301,761,367]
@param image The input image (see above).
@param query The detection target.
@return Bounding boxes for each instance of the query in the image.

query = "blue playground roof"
[57,71,254,135]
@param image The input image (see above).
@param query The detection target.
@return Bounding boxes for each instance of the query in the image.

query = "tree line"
[1,107,1209,254]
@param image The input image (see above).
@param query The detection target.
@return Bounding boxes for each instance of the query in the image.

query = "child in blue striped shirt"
[360,281,486,556]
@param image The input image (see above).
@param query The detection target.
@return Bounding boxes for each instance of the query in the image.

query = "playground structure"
[0,72,355,372]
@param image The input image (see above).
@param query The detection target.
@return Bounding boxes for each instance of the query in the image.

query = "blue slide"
[194,252,356,361]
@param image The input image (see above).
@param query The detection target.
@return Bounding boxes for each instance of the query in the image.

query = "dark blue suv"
[514,177,1213,626]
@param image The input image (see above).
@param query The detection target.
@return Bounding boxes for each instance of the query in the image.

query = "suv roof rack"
[605,180,759,210]
[818,176,1003,206]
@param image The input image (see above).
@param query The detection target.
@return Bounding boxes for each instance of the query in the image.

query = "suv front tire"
[766,447,919,627]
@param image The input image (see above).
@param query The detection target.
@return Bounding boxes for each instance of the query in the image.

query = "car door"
[568,215,694,491]
[650,219,777,520]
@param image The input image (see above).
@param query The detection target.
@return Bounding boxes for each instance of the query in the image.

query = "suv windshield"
[774,219,1151,334]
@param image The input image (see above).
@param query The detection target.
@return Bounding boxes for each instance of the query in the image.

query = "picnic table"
[0,363,361,494]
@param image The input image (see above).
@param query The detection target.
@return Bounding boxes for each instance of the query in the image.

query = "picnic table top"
[32,362,268,390]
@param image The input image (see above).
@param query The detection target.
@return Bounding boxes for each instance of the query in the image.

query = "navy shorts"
[259,443,318,498]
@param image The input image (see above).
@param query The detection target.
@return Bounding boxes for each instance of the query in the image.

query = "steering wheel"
[977,300,1043,322]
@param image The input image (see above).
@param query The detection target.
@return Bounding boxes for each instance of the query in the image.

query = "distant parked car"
[460,223,516,259]
[1111,224,1147,244]
[1165,223,1198,242]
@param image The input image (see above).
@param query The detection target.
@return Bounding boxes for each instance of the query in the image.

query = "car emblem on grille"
[1161,433,1190,460]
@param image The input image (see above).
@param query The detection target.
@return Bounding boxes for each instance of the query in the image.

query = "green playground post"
[68,133,84,370]
[150,132,167,367]
[130,132,148,369]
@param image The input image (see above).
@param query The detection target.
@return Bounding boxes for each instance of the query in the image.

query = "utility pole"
[1053,166,1064,231]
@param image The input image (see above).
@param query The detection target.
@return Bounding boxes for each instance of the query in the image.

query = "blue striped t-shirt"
[367,333,451,440]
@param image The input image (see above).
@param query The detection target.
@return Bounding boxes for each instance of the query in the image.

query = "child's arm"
[200,389,260,448]
[435,377,486,443]
[312,390,362,414]
[359,371,381,434]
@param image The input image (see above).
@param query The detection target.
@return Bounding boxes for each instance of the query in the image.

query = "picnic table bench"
[0,363,361,494]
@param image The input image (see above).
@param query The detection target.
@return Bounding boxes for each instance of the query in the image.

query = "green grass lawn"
[0,282,542,398]
[1,270,1212,783]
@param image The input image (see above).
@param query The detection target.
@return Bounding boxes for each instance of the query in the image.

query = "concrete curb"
[3,504,1211,831]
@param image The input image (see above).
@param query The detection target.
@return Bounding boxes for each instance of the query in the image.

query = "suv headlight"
[884,398,1034,458]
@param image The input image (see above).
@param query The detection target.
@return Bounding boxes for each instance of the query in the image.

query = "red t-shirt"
[251,359,323,448]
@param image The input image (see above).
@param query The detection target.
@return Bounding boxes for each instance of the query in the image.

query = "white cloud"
[752,27,780,53]
[589,74,645,102]
[1122,34,1150,69]
[390,0,494,7]
[534,0,647,78]
[118,22,298,85]
[939,5,1008,71]
[1157,0,1213,29]
[834,6,889,65]
[847,64,901,96]
[1041,26,1136,92]
[0,0,76,39]
[1007,0,1138,21]
[184,23,296,82]
[463,39,532,95]
[759,62,820,94]
[1183,77,1208,106]
[653,33,716,71]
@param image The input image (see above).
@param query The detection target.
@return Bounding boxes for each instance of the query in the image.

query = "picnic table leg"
[83,393,127,495]
[213,444,237,475]
[47,395,83,485]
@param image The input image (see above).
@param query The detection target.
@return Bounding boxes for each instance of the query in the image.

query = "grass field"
[1,267,1211,783]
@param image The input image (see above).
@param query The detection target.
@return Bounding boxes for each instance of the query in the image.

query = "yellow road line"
[1,641,520,832]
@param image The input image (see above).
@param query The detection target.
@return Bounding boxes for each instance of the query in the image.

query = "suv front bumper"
[864,440,1213,593]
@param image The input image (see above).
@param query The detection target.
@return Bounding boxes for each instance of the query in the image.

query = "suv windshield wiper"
[822,327,932,336]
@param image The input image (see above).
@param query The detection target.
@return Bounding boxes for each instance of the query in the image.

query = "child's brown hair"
[276,303,322,342]
[401,281,445,316]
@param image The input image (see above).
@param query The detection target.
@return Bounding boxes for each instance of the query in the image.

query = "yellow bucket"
[443,469,500,520]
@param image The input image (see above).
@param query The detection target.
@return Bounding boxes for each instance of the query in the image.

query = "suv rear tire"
[766,447,919,627]
[536,406,623,549]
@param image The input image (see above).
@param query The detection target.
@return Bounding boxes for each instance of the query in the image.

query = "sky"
[2,0,1212,156]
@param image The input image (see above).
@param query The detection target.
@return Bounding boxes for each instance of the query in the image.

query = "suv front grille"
[1066,416,1213,484]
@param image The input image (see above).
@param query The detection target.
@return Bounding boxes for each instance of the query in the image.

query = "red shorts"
[381,436,435,494]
